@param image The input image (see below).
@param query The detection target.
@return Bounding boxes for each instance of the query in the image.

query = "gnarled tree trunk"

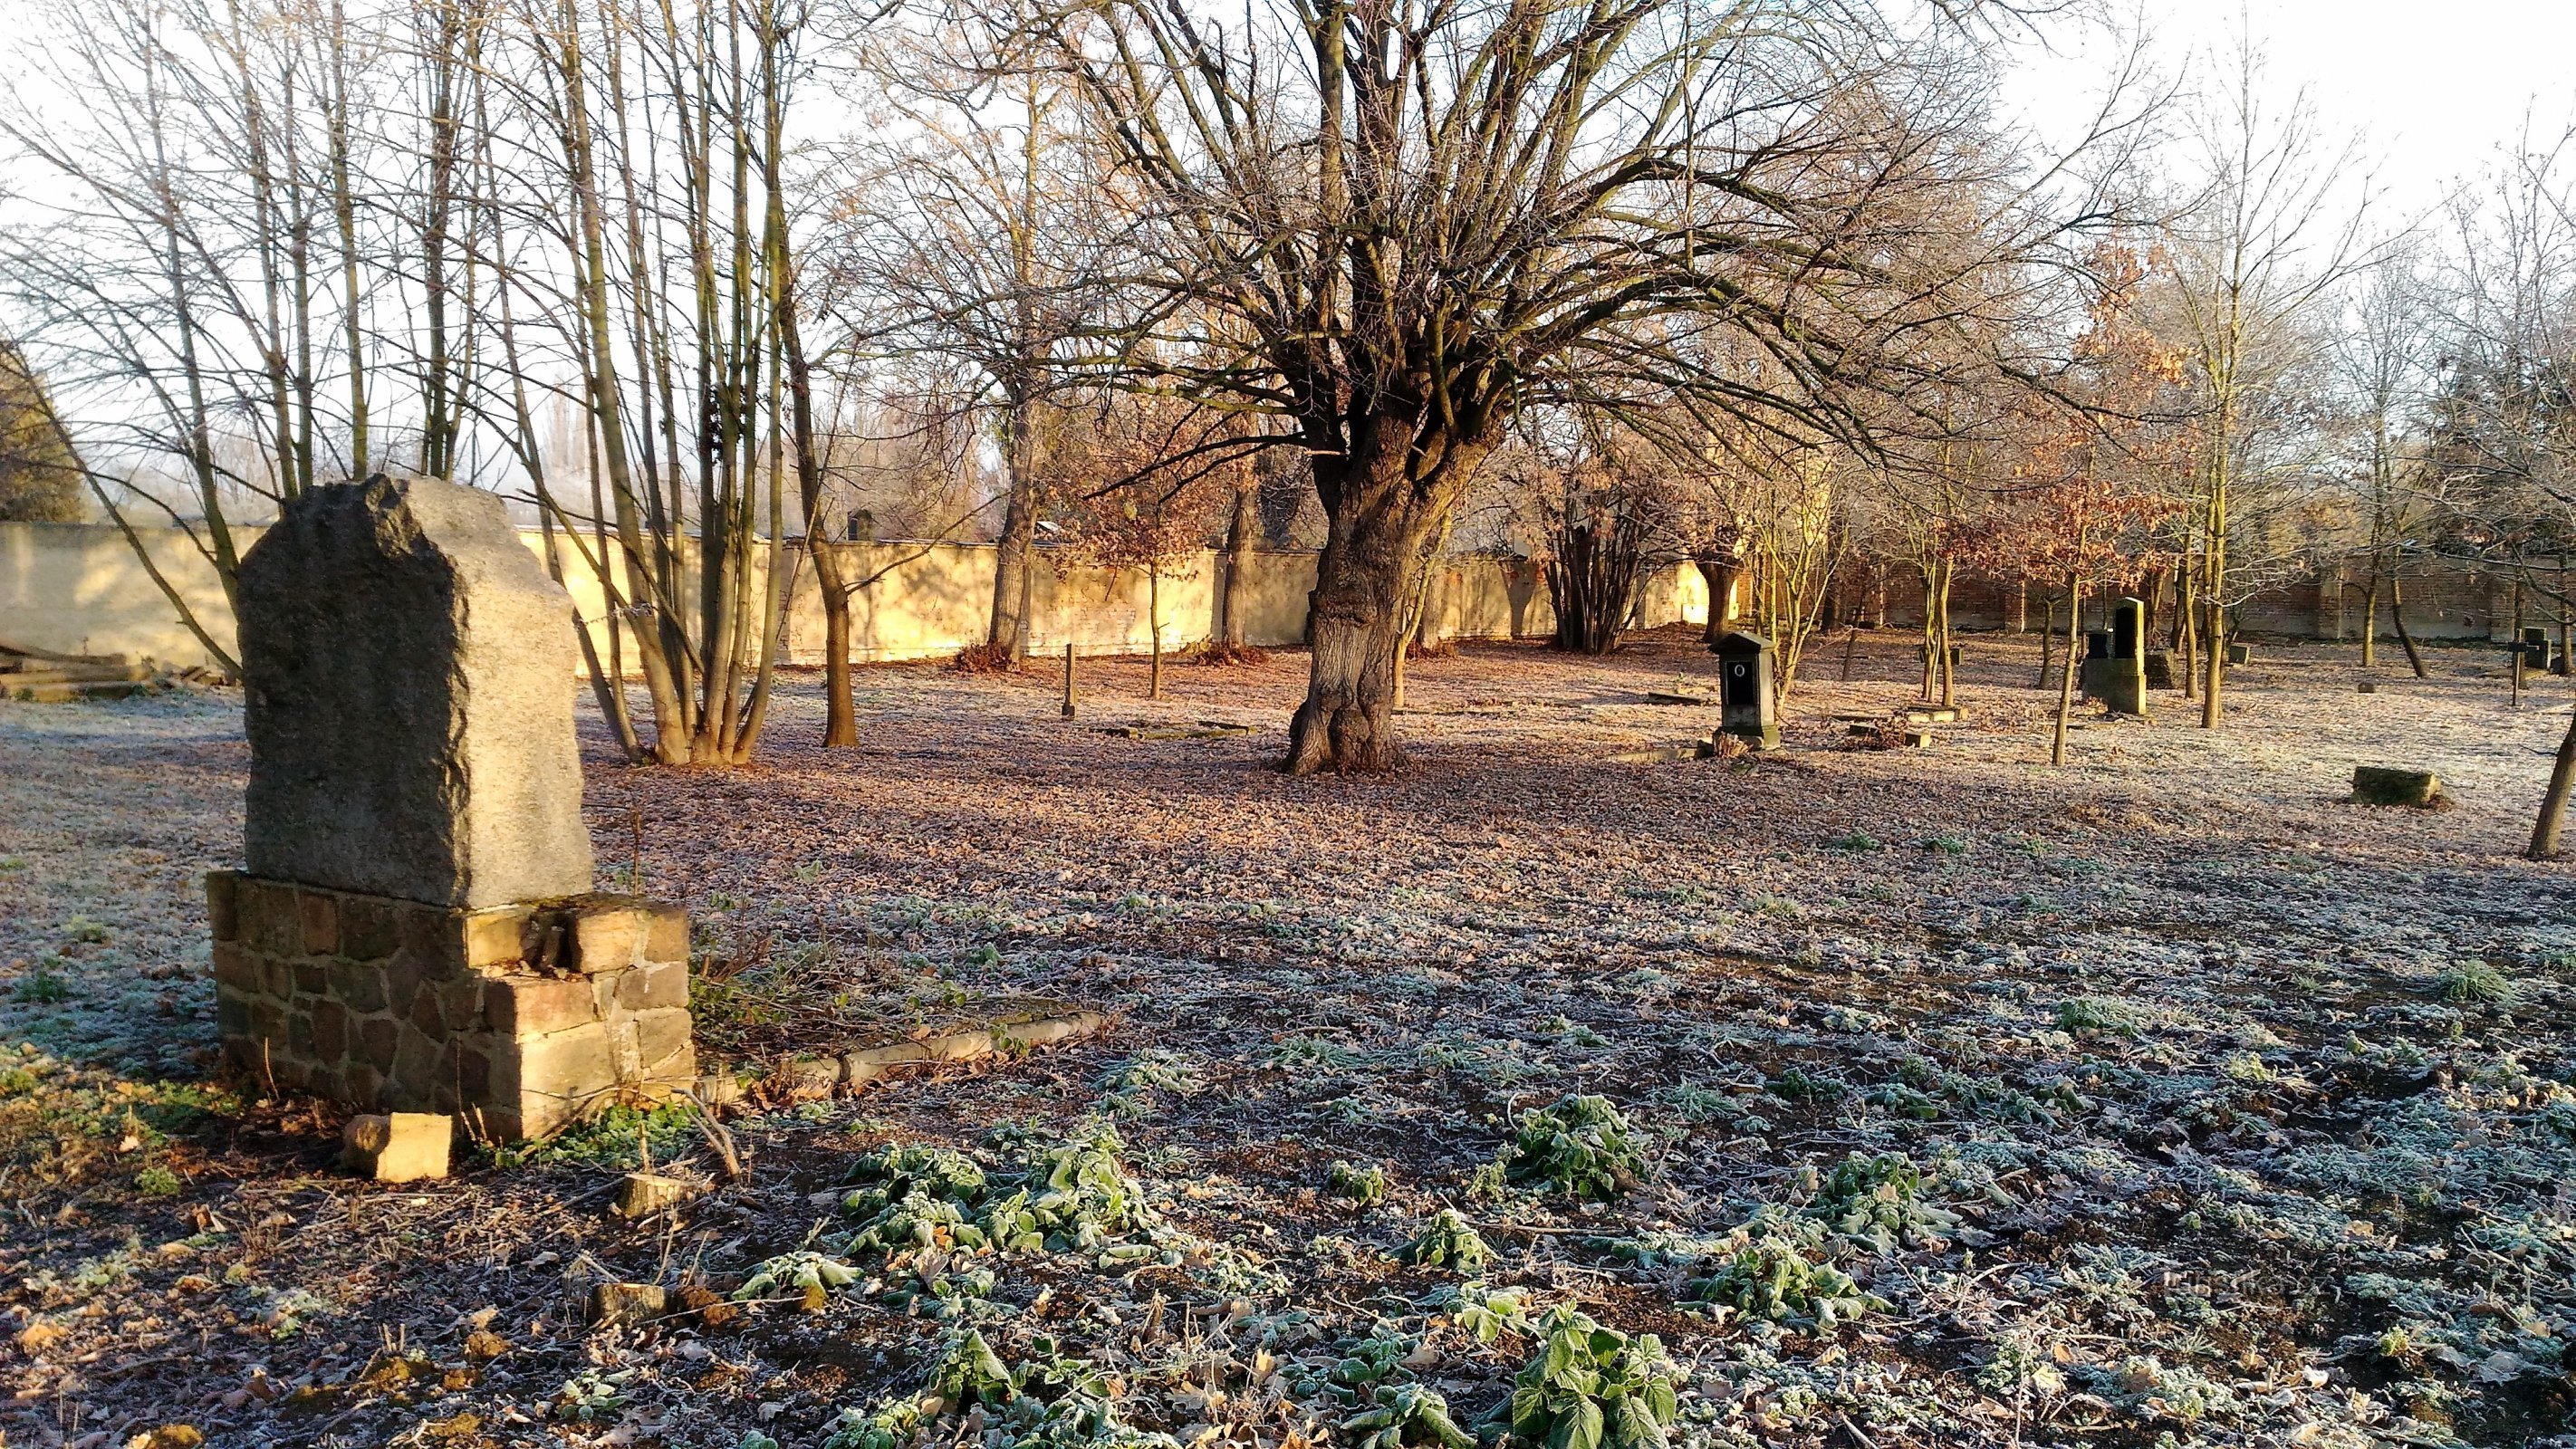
[1283,429,1480,775]
[1696,554,1737,643]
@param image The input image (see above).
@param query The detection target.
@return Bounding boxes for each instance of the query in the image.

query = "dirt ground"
[3,629,2572,1449]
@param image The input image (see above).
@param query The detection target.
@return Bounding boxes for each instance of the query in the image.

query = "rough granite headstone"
[237,474,592,908]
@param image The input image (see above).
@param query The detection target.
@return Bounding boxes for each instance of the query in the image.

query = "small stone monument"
[2080,599,2149,716]
[1710,631,1780,750]
[210,475,695,1140]
[2518,627,2550,674]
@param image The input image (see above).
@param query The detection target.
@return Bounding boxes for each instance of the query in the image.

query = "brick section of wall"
[208,873,695,1140]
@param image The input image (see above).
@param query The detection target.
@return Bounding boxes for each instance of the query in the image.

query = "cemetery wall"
[4,522,1710,671]
[1864,561,2527,642]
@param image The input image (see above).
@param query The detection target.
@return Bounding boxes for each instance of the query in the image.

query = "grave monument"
[2079,598,2149,716]
[1711,630,1781,750]
[209,474,696,1140]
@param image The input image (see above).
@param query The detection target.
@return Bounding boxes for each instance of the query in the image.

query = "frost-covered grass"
[5,634,2576,1448]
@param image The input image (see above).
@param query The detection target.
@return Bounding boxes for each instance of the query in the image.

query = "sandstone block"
[511,1023,620,1113]
[2353,766,2441,807]
[643,905,689,964]
[206,872,239,943]
[237,473,593,908]
[614,1172,703,1221]
[630,1010,695,1078]
[486,974,598,1039]
[298,890,339,955]
[587,1282,667,1328]
[782,1057,841,1099]
[463,908,532,969]
[615,961,689,1012]
[569,903,648,974]
[341,1112,452,1182]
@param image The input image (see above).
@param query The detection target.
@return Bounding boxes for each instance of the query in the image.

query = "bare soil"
[3,629,2572,1449]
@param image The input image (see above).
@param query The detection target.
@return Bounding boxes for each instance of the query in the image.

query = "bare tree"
[1020,0,2091,772]
[2162,34,2375,725]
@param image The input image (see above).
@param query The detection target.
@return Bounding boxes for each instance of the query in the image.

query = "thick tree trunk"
[989,400,1041,667]
[1696,555,1737,643]
[1283,441,1455,775]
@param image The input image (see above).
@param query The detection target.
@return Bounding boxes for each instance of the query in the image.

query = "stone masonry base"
[208,873,696,1141]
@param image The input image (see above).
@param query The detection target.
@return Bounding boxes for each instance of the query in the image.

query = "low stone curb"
[749,1006,1112,1101]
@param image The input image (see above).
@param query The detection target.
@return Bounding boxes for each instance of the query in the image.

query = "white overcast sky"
[2001,0,2576,225]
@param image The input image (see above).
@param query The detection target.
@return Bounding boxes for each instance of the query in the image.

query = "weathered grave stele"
[215,475,693,1141]
[237,475,592,907]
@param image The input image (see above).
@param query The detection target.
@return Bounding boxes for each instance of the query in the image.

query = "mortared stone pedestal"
[211,875,695,1141]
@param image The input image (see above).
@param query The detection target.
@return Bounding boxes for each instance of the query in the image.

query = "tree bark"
[2199,597,2225,728]
[1696,555,1736,643]
[1220,479,1260,648]
[2533,705,2576,859]
[1283,439,1459,775]
[989,388,1042,666]
[2360,572,2379,668]
[2390,576,2427,678]
[2052,572,2080,765]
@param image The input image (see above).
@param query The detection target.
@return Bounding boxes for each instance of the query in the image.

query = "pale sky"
[2002,0,2576,224]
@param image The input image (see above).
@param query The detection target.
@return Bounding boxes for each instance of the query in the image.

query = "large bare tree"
[1025,0,2095,772]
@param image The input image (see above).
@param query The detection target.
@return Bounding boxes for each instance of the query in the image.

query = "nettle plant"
[1504,1096,1649,1200]
[1427,1281,1537,1344]
[1683,1213,1888,1331]
[1495,1308,1680,1449]
[1402,1209,1493,1273]
[1330,1161,1390,1206]
[1811,1152,1961,1252]
[825,1329,1178,1449]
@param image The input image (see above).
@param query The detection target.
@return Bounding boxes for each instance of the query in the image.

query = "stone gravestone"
[1710,630,1780,750]
[210,475,695,1140]
[2079,598,2148,716]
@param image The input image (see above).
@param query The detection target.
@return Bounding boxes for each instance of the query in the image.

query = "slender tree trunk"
[1918,561,1937,701]
[2513,580,2526,708]
[2052,572,2080,766]
[2199,597,2225,727]
[1148,561,1163,699]
[1220,479,1260,649]
[2360,572,2379,668]
[1936,560,1956,709]
[2533,706,2576,859]
[2391,577,2427,678]
[2036,594,2056,689]
[2177,574,2199,701]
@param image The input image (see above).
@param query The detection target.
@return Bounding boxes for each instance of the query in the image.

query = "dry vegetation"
[4,631,2575,1449]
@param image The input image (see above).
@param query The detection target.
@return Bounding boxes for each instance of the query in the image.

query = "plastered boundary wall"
[0,522,1713,672]
[1870,563,2526,643]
